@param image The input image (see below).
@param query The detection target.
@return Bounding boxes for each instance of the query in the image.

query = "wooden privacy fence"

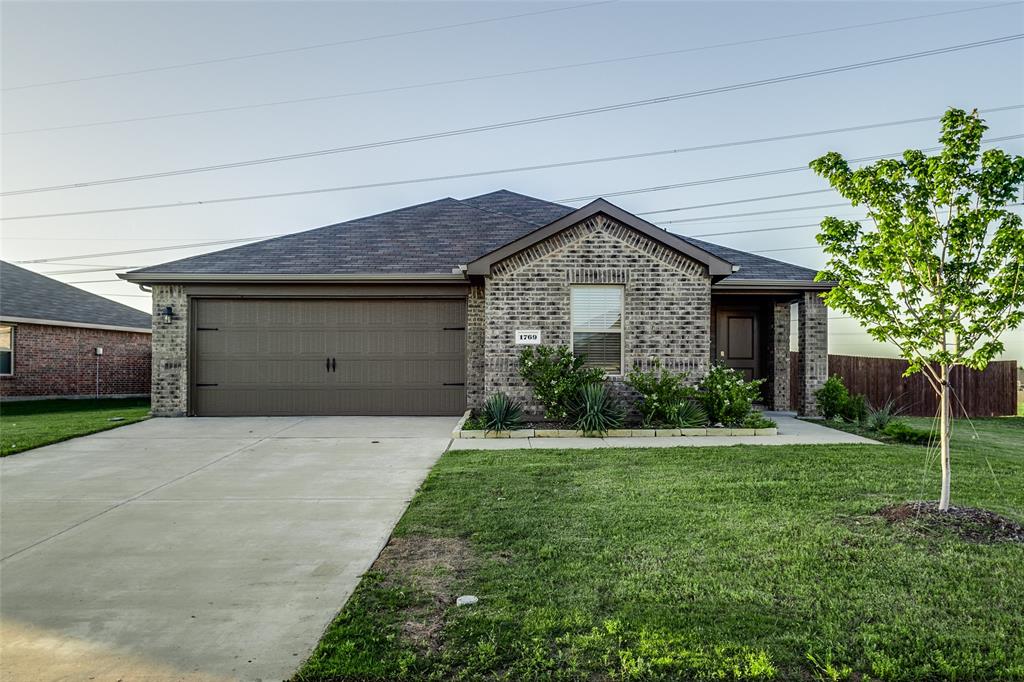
[788,353,1018,417]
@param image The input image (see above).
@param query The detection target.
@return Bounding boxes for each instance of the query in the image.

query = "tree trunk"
[938,365,951,511]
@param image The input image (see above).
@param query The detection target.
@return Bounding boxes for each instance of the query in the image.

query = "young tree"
[810,108,1024,511]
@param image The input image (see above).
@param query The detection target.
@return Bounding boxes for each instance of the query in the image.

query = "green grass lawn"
[298,417,1024,682]
[0,398,151,456]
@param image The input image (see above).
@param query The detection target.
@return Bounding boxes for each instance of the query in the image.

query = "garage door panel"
[193,299,466,416]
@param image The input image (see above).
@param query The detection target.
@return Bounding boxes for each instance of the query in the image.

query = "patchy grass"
[298,417,1023,681]
[0,398,150,456]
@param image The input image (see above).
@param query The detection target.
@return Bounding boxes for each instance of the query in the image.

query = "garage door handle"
[331,358,336,372]
[443,326,465,331]
[196,383,218,387]
[443,382,465,386]
[326,357,330,372]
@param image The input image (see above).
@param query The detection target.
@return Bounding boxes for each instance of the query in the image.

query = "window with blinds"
[570,286,623,373]
[0,325,12,376]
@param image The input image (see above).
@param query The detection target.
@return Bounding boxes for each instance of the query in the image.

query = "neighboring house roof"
[122,189,823,286]
[1,261,152,331]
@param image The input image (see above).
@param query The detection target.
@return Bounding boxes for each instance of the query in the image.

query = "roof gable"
[467,199,735,276]
[1,261,151,330]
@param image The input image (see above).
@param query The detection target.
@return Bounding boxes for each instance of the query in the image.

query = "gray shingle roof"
[1,261,152,330]
[126,189,820,283]
[678,236,820,282]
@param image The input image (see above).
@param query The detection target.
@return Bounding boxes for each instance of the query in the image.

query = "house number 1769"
[514,330,542,345]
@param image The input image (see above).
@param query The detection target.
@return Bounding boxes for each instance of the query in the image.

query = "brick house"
[121,191,831,418]
[0,261,152,400]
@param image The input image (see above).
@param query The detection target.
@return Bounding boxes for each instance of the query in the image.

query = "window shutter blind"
[571,287,622,372]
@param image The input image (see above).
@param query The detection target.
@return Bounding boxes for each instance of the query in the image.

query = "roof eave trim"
[466,198,735,276]
[119,272,469,284]
[712,279,835,291]
[0,316,152,334]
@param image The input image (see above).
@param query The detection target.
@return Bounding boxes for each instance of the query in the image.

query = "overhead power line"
[687,222,823,238]
[4,35,1021,197]
[753,245,822,254]
[23,200,1020,268]
[4,105,1022,221]
[15,236,280,264]
[556,134,1024,202]
[635,190,836,216]
[5,1,1018,135]
[42,265,146,275]
[659,202,850,224]
[0,1,615,91]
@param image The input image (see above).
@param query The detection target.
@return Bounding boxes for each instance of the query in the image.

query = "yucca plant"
[481,392,523,432]
[570,383,624,436]
[866,397,904,432]
[666,400,708,428]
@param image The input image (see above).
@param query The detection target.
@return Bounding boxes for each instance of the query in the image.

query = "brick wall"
[481,214,711,416]
[768,301,791,410]
[150,285,189,416]
[0,322,150,399]
[465,284,486,408]
[797,291,828,416]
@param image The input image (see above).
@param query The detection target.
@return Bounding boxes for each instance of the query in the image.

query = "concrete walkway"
[448,412,878,450]
[0,416,456,682]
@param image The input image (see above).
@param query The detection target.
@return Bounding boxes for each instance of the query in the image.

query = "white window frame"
[569,285,624,376]
[0,324,13,377]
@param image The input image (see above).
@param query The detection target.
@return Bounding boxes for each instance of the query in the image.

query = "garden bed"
[451,410,777,438]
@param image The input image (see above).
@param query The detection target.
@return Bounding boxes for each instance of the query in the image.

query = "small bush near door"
[694,365,764,427]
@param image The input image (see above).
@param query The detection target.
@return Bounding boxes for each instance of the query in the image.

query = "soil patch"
[371,535,474,652]
[877,501,1024,544]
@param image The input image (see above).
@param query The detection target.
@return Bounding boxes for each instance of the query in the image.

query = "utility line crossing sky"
[1,0,1022,359]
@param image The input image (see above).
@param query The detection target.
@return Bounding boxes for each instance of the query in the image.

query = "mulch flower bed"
[877,501,1024,544]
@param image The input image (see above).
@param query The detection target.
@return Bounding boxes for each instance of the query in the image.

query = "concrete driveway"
[0,416,456,681]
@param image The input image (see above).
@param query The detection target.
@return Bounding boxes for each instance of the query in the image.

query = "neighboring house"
[121,191,831,418]
[0,261,152,400]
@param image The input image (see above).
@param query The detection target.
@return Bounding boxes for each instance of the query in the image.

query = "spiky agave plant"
[481,392,524,432]
[667,400,708,428]
[571,383,625,436]
[865,396,904,432]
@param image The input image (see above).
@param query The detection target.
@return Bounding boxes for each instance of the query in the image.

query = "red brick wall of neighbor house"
[0,323,151,399]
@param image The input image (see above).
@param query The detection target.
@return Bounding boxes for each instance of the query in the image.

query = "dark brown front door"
[191,298,466,416]
[715,308,761,382]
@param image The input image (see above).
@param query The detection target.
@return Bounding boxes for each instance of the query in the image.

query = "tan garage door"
[192,299,466,416]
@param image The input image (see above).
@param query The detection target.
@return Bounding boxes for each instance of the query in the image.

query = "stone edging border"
[451,410,778,439]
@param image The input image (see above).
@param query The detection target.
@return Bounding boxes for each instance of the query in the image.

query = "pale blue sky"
[2,0,1022,359]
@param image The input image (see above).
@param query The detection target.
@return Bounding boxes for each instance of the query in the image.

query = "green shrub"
[866,397,903,431]
[462,414,486,430]
[883,420,933,445]
[841,393,868,424]
[625,361,693,427]
[570,383,625,436]
[815,375,868,423]
[695,365,764,427]
[480,393,523,432]
[518,345,605,422]
[815,375,850,420]
[742,412,778,430]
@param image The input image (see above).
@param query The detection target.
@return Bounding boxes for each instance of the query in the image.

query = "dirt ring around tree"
[876,501,1024,544]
